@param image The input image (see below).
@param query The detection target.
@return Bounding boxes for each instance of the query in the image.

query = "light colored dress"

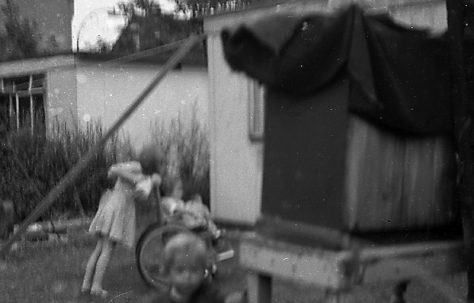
[89,161,143,248]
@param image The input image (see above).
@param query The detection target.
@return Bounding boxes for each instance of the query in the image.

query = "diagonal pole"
[0,34,206,257]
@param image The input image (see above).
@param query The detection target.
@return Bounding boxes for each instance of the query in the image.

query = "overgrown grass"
[0,111,211,223]
[0,121,122,222]
[149,109,210,206]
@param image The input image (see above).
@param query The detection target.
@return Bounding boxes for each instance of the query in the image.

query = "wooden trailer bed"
[239,233,465,303]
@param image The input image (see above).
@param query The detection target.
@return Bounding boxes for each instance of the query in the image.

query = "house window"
[0,74,46,135]
[248,80,265,141]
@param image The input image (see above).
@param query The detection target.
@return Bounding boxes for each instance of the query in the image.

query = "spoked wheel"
[136,223,189,289]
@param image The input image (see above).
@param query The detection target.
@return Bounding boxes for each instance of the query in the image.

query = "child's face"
[169,252,206,297]
[172,181,184,200]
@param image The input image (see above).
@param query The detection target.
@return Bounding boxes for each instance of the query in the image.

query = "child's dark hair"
[138,144,160,175]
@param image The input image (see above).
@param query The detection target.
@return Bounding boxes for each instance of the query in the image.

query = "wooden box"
[260,78,458,241]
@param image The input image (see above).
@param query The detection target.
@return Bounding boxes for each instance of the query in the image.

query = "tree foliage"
[0,0,39,60]
[112,0,263,54]
[174,0,262,19]
[117,0,164,19]
[113,0,200,53]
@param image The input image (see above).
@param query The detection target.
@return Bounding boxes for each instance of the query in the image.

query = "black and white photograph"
[0,0,473,302]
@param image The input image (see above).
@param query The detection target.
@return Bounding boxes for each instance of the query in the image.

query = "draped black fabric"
[221,5,453,134]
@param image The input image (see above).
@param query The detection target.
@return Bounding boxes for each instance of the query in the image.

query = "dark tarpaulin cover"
[221,5,453,134]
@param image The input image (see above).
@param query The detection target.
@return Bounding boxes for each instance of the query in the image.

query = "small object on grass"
[226,291,248,303]
[80,287,90,295]
[10,242,18,251]
[91,287,109,298]
[0,260,8,272]
[26,223,42,233]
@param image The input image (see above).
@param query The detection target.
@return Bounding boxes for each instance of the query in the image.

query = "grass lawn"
[0,225,247,303]
[0,224,469,303]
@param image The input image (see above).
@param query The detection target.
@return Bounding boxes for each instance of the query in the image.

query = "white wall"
[207,34,264,225]
[0,55,208,149]
[76,63,208,148]
[47,67,78,131]
[204,0,447,225]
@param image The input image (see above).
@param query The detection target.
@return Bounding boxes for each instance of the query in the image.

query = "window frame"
[0,74,46,134]
[247,80,265,142]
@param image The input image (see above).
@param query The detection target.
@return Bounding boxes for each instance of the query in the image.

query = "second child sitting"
[160,176,220,239]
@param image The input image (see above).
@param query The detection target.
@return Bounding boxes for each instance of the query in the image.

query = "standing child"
[142,233,226,303]
[81,149,161,298]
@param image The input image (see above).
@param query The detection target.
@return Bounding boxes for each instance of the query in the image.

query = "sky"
[72,0,178,51]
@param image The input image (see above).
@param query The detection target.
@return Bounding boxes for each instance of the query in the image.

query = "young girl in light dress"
[81,150,161,298]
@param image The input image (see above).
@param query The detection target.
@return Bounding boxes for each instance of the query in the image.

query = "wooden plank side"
[345,116,405,230]
[239,234,464,291]
[239,235,351,289]
[431,137,457,225]
[346,116,456,231]
[403,136,456,228]
[402,138,436,227]
[359,241,465,284]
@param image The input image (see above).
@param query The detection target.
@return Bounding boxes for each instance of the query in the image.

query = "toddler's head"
[162,175,184,200]
[138,144,160,176]
[163,233,208,298]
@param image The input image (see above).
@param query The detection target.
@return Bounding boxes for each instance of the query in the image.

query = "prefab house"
[204,0,453,229]
[0,51,208,148]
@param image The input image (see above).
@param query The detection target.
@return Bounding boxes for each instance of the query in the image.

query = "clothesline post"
[0,34,206,257]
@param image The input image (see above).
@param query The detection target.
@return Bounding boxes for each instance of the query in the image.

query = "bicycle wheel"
[135,223,189,289]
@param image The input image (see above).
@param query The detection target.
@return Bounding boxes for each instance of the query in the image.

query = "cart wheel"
[135,223,189,289]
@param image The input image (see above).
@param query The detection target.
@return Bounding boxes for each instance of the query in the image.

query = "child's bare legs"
[81,238,104,292]
[90,237,115,297]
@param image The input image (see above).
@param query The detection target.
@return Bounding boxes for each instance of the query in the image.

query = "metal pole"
[15,92,19,130]
[0,34,205,256]
[29,75,33,134]
[8,94,13,128]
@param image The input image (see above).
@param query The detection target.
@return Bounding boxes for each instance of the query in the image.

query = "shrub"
[0,109,211,223]
[149,110,210,207]
[0,120,122,221]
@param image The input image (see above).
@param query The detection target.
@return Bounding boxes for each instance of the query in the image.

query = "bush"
[0,121,121,222]
[0,111,211,223]
[149,111,210,207]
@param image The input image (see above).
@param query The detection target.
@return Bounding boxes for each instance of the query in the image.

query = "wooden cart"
[239,233,464,303]
[215,1,474,302]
